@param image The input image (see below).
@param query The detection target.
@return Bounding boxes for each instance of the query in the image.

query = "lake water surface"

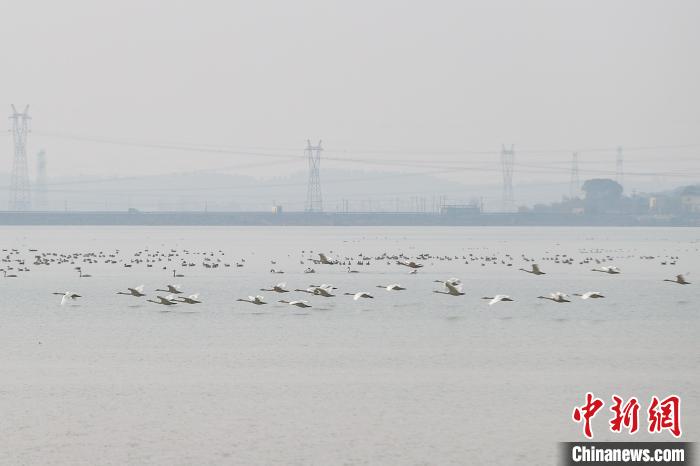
[1,226,698,465]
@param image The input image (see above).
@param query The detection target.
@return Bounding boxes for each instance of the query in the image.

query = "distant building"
[680,185,700,213]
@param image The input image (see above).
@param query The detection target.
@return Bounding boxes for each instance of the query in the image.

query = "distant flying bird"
[279,299,312,308]
[260,283,289,293]
[54,291,81,305]
[377,283,406,291]
[592,266,621,274]
[664,274,691,285]
[176,293,201,304]
[520,264,545,275]
[344,291,374,300]
[237,295,267,305]
[156,284,182,294]
[433,281,465,296]
[147,295,178,306]
[318,253,338,265]
[117,285,146,297]
[537,292,570,303]
[482,295,514,305]
[573,291,605,299]
[295,286,335,297]
[397,260,423,269]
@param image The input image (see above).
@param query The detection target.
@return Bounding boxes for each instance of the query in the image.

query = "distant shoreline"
[0,211,698,227]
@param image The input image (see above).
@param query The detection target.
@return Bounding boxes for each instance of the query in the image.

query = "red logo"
[573,393,681,438]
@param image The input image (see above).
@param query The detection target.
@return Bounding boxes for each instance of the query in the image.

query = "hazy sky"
[2,0,699,190]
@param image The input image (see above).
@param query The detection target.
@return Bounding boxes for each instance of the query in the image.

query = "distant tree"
[581,179,623,214]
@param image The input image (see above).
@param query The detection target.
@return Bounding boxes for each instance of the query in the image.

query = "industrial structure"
[35,149,48,210]
[569,152,580,198]
[616,145,624,189]
[8,105,32,211]
[500,144,515,212]
[304,139,323,212]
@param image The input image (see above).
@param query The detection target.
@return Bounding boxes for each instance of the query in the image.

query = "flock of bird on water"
[1,247,692,309]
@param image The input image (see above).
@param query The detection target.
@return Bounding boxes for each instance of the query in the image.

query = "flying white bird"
[664,274,691,285]
[397,260,423,269]
[573,291,605,299]
[156,284,182,294]
[433,281,465,296]
[237,295,267,305]
[147,295,178,306]
[54,291,81,305]
[117,285,146,297]
[520,264,545,275]
[260,283,289,293]
[592,266,621,274]
[344,291,374,300]
[377,283,406,291]
[176,293,201,304]
[279,299,311,308]
[537,292,570,303]
[482,295,514,305]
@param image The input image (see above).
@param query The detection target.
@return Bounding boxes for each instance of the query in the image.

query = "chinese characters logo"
[572,393,681,439]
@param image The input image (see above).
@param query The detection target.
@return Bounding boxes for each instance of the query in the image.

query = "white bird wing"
[489,295,506,305]
[445,282,462,294]
[189,293,199,300]
[60,294,68,306]
[277,282,286,288]
[135,285,145,293]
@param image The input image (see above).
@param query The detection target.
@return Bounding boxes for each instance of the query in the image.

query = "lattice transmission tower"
[569,152,580,199]
[500,144,515,212]
[9,105,32,211]
[615,145,624,190]
[35,149,48,210]
[305,139,323,212]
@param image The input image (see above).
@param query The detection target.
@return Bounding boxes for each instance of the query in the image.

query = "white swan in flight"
[147,295,178,306]
[260,283,289,293]
[279,299,311,308]
[377,283,406,291]
[156,284,182,294]
[54,291,81,305]
[664,274,691,285]
[176,293,201,304]
[520,264,545,275]
[592,266,621,274]
[318,253,338,265]
[344,291,374,300]
[397,260,423,269]
[237,295,267,305]
[295,286,335,297]
[573,291,605,299]
[433,281,465,296]
[538,292,570,303]
[117,285,146,297]
[482,295,514,305]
